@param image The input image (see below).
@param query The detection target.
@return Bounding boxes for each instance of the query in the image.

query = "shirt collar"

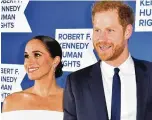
[101,53,135,77]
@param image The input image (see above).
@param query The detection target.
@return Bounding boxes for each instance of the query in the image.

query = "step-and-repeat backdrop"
[1,0,152,109]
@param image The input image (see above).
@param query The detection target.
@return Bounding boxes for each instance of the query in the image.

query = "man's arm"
[63,75,77,120]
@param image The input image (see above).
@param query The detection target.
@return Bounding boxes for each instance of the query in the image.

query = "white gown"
[1,110,63,120]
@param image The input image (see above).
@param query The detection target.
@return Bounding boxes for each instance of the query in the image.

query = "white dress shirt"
[101,54,137,120]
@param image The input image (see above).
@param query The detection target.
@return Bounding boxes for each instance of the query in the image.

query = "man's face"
[93,10,128,61]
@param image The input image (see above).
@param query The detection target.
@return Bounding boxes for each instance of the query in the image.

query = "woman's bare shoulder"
[2,87,33,112]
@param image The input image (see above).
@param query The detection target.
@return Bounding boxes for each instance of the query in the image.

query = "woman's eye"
[34,53,41,58]
[24,54,29,58]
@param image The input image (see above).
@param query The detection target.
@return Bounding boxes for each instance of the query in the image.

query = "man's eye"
[24,54,29,58]
[108,29,114,32]
[95,29,100,32]
[34,53,41,58]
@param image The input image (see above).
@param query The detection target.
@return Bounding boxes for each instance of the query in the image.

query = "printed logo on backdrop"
[55,29,97,72]
[1,0,31,32]
[135,0,152,32]
[1,64,26,102]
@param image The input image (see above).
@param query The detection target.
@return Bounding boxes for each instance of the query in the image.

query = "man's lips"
[99,45,111,51]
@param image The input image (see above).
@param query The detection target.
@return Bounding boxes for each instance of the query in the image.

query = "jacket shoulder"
[133,58,152,71]
[69,64,95,78]
[67,62,99,82]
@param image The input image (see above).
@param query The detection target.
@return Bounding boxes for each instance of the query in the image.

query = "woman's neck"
[32,74,60,97]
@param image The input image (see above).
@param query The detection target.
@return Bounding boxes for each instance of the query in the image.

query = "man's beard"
[94,41,125,61]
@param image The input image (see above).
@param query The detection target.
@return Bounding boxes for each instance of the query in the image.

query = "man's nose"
[98,31,108,41]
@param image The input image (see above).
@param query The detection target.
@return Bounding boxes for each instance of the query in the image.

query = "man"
[63,1,152,120]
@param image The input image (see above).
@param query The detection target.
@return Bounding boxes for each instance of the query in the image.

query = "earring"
[53,63,56,73]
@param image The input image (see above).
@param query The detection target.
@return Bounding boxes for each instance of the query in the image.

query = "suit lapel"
[88,61,108,120]
[88,58,149,120]
[133,58,149,120]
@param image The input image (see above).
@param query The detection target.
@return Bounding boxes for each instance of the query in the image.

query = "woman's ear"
[53,56,61,68]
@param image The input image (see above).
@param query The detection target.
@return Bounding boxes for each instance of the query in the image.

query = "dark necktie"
[111,68,121,120]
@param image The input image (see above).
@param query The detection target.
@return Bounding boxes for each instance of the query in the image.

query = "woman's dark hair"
[31,35,63,78]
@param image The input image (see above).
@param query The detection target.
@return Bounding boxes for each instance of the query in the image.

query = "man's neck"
[105,49,129,67]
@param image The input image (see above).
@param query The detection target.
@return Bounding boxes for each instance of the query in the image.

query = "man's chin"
[99,55,111,61]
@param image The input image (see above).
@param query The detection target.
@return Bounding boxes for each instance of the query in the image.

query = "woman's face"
[24,39,54,80]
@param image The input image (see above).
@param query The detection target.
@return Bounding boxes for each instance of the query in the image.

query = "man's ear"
[124,24,133,40]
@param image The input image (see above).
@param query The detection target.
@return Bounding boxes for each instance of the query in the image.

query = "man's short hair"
[92,1,134,29]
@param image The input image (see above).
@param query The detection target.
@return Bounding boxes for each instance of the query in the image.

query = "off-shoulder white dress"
[1,110,63,120]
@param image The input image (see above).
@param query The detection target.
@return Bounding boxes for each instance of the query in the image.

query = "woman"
[2,35,64,120]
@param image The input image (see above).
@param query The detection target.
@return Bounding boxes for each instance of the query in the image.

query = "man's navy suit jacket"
[63,58,152,120]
